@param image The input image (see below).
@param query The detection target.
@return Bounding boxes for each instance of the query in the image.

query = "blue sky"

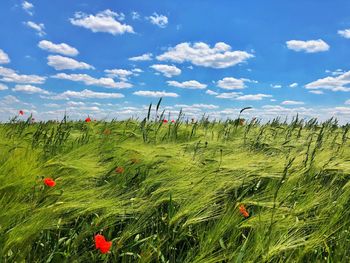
[1,0,350,122]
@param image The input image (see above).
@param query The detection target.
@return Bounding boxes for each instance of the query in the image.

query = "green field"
[1,112,350,262]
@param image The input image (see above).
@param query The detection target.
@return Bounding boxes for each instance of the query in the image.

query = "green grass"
[0,115,350,262]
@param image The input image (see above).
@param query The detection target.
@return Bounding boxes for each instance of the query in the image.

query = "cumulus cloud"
[25,21,45,36]
[150,64,181,77]
[131,11,141,20]
[22,1,34,15]
[47,55,94,70]
[0,83,8,90]
[133,90,179,97]
[52,73,132,89]
[216,92,243,99]
[0,66,46,84]
[309,90,324,95]
[147,13,168,28]
[167,80,207,89]
[305,70,350,92]
[217,77,253,90]
[48,89,124,100]
[129,53,153,61]
[289,83,298,88]
[70,9,134,35]
[338,29,350,39]
[286,39,330,53]
[215,92,271,101]
[175,103,219,109]
[13,84,49,94]
[104,69,134,81]
[0,49,10,64]
[281,100,305,105]
[157,42,253,68]
[38,40,79,56]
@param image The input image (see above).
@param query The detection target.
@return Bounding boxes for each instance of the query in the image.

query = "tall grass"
[0,107,350,262]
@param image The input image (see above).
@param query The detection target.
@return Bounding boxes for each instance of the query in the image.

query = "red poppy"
[239,204,249,218]
[94,234,112,254]
[19,110,24,115]
[171,120,175,123]
[115,167,124,174]
[163,119,168,123]
[85,117,91,122]
[43,178,56,187]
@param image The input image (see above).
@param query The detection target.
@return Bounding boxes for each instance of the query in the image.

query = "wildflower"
[239,204,249,218]
[94,234,112,254]
[115,167,124,174]
[43,178,56,187]
[163,119,168,123]
[171,120,175,123]
[19,110,24,115]
[85,117,91,122]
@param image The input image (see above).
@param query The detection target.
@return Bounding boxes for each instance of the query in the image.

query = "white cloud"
[150,64,181,77]
[25,21,45,36]
[70,10,134,35]
[217,77,251,90]
[216,92,243,99]
[338,29,350,39]
[52,73,132,89]
[147,13,168,28]
[167,80,207,89]
[104,69,133,80]
[286,39,330,53]
[129,53,153,61]
[281,100,305,105]
[272,84,282,89]
[0,66,46,84]
[133,90,179,98]
[48,89,124,100]
[289,82,298,88]
[38,40,79,56]
[0,83,8,90]
[0,49,10,64]
[235,94,272,101]
[22,1,34,15]
[206,89,218,95]
[305,71,350,92]
[47,55,94,70]
[131,11,140,20]
[13,84,49,94]
[175,103,219,109]
[309,90,324,95]
[157,42,253,68]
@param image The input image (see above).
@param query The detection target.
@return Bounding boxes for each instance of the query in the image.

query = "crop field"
[1,107,350,262]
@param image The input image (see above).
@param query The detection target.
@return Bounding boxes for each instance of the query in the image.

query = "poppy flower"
[94,234,112,254]
[171,120,175,123]
[19,110,24,115]
[115,167,124,174]
[43,178,56,187]
[163,119,168,123]
[85,117,91,122]
[239,204,249,218]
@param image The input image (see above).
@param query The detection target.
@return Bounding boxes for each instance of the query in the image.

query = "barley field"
[1,106,350,262]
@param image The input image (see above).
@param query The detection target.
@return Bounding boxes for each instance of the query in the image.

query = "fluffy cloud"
[131,11,141,20]
[0,67,46,84]
[47,55,94,70]
[0,49,10,64]
[309,90,324,95]
[22,1,34,15]
[38,40,79,56]
[147,13,168,28]
[48,89,124,100]
[215,92,271,101]
[175,103,219,109]
[305,71,350,92]
[25,21,45,36]
[157,42,253,68]
[13,84,49,94]
[70,10,134,35]
[167,80,207,89]
[289,83,298,88]
[216,92,243,99]
[104,69,133,80]
[133,90,179,97]
[129,53,153,61]
[286,39,330,53]
[281,100,305,105]
[52,73,132,89]
[217,77,252,90]
[338,29,350,39]
[150,64,181,77]
[206,89,219,95]
[0,83,8,90]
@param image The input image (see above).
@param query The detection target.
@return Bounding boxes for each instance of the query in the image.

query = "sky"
[0,0,350,122]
